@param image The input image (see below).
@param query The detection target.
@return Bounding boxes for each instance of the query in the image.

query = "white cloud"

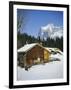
[41,24,63,40]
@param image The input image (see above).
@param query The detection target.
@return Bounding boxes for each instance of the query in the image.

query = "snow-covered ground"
[17,53,63,81]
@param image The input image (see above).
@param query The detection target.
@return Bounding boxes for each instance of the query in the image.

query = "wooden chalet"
[17,43,51,69]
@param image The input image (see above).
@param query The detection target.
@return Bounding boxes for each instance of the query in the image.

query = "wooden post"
[23,54,27,67]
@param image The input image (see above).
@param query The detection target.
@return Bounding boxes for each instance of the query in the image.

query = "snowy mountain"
[41,24,63,40]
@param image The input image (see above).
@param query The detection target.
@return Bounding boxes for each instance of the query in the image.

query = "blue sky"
[17,9,63,38]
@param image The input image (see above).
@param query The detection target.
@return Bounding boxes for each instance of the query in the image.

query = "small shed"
[17,43,51,68]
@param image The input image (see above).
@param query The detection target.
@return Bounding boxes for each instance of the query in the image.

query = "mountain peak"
[40,24,63,40]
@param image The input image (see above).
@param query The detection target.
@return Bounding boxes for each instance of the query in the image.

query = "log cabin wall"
[26,45,44,65]
[44,49,50,62]
[18,45,51,67]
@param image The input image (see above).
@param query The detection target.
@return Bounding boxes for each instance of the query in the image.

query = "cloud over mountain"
[41,24,63,40]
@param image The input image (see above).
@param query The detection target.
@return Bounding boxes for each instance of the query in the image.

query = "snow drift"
[17,53,63,80]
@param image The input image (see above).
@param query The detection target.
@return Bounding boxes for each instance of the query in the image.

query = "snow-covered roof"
[18,43,62,54]
[45,47,63,54]
[45,47,58,52]
[18,43,51,53]
[18,43,37,53]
